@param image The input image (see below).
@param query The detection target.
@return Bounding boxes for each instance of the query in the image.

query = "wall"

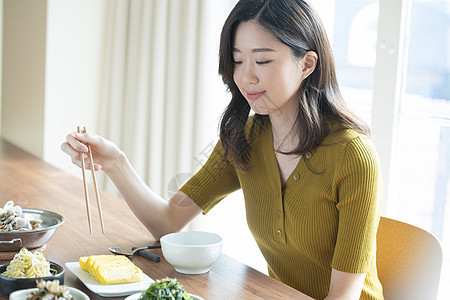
[1,0,47,158]
[43,0,105,176]
[1,0,105,178]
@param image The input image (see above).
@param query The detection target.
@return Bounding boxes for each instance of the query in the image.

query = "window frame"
[371,0,412,214]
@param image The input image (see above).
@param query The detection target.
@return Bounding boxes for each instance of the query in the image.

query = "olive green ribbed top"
[180,118,383,300]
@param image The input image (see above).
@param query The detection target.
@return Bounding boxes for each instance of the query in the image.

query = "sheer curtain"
[95,0,206,197]
[92,0,264,272]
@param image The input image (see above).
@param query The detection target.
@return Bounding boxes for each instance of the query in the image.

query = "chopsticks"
[77,126,105,234]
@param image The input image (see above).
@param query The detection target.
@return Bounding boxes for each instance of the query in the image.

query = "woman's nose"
[243,64,258,84]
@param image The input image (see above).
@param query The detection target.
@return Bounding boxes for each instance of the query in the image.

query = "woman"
[61,0,383,299]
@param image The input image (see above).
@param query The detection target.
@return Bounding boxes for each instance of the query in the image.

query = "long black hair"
[218,0,370,171]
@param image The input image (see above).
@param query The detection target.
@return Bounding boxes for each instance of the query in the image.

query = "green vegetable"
[138,278,193,300]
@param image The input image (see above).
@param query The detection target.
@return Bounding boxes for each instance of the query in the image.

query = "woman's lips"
[246,91,265,101]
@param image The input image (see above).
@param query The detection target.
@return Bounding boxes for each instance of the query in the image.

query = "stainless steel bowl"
[0,208,64,252]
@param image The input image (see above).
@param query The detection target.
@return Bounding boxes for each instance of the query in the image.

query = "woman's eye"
[256,60,272,65]
[233,60,242,65]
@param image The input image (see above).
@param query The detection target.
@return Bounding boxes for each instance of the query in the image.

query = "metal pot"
[0,208,64,252]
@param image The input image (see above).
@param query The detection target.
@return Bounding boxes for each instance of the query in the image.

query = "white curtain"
[92,0,269,274]
[96,0,206,197]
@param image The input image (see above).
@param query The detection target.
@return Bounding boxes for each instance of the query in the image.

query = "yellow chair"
[376,216,443,300]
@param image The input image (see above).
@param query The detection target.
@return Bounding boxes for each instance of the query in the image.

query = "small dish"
[125,292,203,300]
[160,231,222,274]
[65,261,154,297]
[0,261,64,296]
[9,287,89,300]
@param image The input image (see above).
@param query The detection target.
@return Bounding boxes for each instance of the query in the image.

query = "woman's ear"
[302,51,318,78]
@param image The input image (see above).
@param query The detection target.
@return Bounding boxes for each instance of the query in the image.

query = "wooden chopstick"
[77,126,105,234]
[77,126,93,234]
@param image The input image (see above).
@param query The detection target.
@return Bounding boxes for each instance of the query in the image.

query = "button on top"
[293,173,300,181]
[276,229,282,237]
[277,210,282,219]
[305,152,312,159]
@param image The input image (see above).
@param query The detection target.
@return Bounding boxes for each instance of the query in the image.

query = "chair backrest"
[376,216,443,300]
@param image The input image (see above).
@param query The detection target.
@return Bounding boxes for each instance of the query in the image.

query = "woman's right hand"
[61,130,203,239]
[60,131,124,173]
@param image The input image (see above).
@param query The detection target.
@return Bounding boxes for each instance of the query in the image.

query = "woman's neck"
[270,108,299,153]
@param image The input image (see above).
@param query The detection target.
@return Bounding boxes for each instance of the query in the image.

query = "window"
[331,0,379,123]
[324,1,450,298]
[196,0,450,298]
[391,1,450,298]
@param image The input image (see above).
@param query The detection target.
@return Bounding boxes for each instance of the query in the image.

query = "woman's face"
[232,21,304,117]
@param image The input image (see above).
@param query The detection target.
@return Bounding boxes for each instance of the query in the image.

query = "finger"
[63,143,88,169]
[66,132,89,152]
[69,154,98,170]
[75,132,108,157]
[61,141,84,160]
[82,160,103,172]
[80,151,103,171]
[70,156,83,169]
[93,163,102,171]
[75,131,103,147]
[62,138,103,171]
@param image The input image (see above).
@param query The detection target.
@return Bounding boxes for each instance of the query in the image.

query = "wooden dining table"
[0,138,305,299]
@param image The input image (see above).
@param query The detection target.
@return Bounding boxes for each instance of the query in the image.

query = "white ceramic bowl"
[160,231,222,274]
[9,287,89,300]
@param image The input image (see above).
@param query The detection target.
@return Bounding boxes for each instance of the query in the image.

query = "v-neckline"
[275,152,302,187]
[262,120,302,191]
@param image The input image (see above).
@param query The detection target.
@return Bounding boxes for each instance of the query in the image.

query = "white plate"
[65,262,154,297]
[9,287,89,300]
[125,292,203,300]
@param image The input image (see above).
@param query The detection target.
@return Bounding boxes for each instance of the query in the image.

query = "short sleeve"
[179,140,241,214]
[331,136,382,273]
